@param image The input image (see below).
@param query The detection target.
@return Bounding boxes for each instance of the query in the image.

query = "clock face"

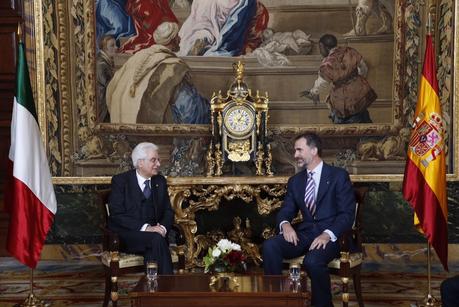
[224,105,255,136]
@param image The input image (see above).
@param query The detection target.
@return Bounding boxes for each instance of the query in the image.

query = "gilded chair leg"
[353,271,364,307]
[111,275,119,307]
[110,251,120,307]
[341,277,349,307]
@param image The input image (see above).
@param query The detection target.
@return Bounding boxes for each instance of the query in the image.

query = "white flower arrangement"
[203,239,246,273]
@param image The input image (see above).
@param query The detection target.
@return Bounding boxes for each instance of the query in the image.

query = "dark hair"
[319,34,338,50]
[294,133,323,157]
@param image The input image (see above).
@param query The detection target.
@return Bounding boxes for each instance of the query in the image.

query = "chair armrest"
[338,227,361,253]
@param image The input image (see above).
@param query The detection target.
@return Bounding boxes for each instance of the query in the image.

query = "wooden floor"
[0,257,451,307]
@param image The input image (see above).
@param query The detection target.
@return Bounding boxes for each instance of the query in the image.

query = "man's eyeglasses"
[143,157,160,164]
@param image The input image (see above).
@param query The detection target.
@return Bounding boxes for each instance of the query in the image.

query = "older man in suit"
[108,142,174,274]
[263,133,355,307]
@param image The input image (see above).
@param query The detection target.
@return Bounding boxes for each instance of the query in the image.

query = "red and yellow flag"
[402,35,448,271]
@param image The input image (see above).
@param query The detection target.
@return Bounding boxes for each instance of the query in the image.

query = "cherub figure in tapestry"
[251,28,313,66]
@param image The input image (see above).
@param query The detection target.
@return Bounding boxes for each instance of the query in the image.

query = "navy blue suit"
[108,169,174,274]
[263,163,355,307]
[441,275,459,306]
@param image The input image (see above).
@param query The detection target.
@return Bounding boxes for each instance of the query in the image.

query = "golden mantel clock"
[206,61,273,176]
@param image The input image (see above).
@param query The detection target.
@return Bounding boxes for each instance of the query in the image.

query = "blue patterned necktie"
[304,171,316,215]
[143,179,152,199]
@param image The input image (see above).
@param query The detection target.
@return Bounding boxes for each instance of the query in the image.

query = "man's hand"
[282,223,299,246]
[146,223,166,237]
[299,90,320,105]
[309,232,331,250]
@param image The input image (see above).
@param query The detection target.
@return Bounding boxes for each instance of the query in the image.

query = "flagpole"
[416,243,440,307]
[20,269,48,307]
[416,10,441,307]
[403,3,448,305]
[15,23,48,307]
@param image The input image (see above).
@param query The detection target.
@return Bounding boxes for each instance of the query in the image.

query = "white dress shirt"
[280,161,337,242]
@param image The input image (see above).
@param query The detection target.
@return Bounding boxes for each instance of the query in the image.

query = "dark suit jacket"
[108,169,174,235]
[276,163,356,239]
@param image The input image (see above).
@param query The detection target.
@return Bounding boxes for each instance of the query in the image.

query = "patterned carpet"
[0,257,449,307]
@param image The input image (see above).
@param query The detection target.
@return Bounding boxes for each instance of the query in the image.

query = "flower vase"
[209,272,239,291]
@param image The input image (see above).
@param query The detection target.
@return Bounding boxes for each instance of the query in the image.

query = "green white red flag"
[4,40,57,268]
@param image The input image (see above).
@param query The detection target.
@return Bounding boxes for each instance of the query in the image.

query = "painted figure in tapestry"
[300,34,377,124]
[177,0,268,56]
[95,0,135,49]
[344,0,394,36]
[119,0,178,53]
[96,35,117,122]
[106,21,210,124]
[96,0,178,53]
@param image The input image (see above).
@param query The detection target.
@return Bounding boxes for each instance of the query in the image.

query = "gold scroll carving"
[168,177,287,268]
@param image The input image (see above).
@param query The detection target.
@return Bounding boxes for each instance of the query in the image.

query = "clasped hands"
[282,223,330,250]
[146,223,166,237]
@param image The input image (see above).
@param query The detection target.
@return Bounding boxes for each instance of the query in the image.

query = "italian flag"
[4,40,57,268]
[402,35,448,271]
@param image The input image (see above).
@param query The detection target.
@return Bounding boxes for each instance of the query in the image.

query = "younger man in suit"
[108,142,174,274]
[263,133,355,307]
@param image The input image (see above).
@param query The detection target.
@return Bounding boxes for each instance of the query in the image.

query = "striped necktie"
[304,171,316,215]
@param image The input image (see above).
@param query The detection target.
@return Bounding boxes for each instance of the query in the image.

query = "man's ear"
[311,147,318,156]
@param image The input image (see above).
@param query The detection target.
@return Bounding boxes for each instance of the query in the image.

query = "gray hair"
[131,142,159,168]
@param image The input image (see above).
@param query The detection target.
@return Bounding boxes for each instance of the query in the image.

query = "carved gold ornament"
[168,178,286,268]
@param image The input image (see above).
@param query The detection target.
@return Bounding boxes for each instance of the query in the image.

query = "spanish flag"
[402,35,448,271]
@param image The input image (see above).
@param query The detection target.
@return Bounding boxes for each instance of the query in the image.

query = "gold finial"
[17,23,23,42]
[427,12,432,35]
[427,2,437,36]
[233,61,245,82]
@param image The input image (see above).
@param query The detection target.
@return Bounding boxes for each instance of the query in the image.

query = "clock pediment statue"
[206,61,273,176]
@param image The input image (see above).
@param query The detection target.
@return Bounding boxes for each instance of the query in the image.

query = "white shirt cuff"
[140,223,149,231]
[324,229,337,242]
[279,220,290,234]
